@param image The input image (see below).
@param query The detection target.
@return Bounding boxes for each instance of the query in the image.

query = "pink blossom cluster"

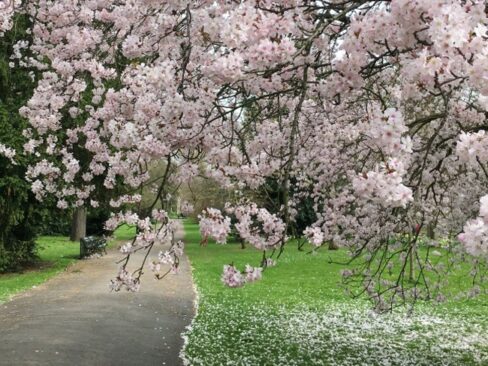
[105,210,171,259]
[149,240,184,276]
[152,209,169,223]
[456,131,488,166]
[180,201,194,216]
[112,214,180,290]
[352,159,413,209]
[0,143,16,164]
[198,208,231,244]
[366,108,412,157]
[105,211,141,232]
[221,264,263,288]
[244,264,263,282]
[109,267,140,292]
[303,227,325,247]
[233,203,286,250]
[459,195,488,257]
[0,0,18,35]
[351,107,413,209]
[109,194,142,208]
[221,265,245,288]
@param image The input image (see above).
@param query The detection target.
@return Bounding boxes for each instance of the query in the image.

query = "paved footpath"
[0,221,194,366]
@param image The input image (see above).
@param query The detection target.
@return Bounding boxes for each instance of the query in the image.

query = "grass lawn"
[182,220,488,366]
[0,236,79,302]
[0,225,136,303]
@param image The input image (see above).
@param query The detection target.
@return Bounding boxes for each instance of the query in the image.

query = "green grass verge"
[0,236,79,302]
[182,220,488,366]
[0,225,136,303]
[112,224,136,242]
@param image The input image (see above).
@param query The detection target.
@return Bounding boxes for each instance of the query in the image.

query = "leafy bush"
[87,207,113,236]
[0,160,39,271]
[36,206,71,236]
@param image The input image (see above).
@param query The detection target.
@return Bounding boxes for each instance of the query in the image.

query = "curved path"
[0,221,194,366]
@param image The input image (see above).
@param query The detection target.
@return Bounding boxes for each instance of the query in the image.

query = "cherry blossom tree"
[2,0,488,309]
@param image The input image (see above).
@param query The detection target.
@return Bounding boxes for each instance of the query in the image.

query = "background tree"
[0,12,40,271]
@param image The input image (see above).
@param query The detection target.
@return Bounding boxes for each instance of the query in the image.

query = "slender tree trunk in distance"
[70,207,86,242]
[409,245,415,282]
[427,223,436,240]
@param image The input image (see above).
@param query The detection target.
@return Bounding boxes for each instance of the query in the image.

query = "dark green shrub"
[87,207,113,236]
[0,14,39,272]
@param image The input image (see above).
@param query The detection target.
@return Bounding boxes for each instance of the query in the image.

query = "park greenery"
[0,12,38,272]
[0,236,78,302]
[0,1,488,365]
[182,220,488,365]
[0,12,92,272]
[5,0,485,310]
[0,225,135,302]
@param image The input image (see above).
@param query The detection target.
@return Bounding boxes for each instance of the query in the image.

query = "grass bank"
[0,236,79,302]
[182,220,488,366]
[0,225,135,302]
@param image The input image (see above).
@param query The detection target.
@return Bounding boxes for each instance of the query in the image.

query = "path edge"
[178,225,200,366]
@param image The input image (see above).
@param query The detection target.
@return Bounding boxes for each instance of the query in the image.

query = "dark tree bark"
[70,207,86,242]
[328,240,339,250]
[426,223,436,240]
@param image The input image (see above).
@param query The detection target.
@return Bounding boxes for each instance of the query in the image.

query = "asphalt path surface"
[0,221,194,366]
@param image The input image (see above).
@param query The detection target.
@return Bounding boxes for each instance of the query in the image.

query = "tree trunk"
[70,207,86,242]
[409,245,415,282]
[426,223,435,240]
[328,240,339,250]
